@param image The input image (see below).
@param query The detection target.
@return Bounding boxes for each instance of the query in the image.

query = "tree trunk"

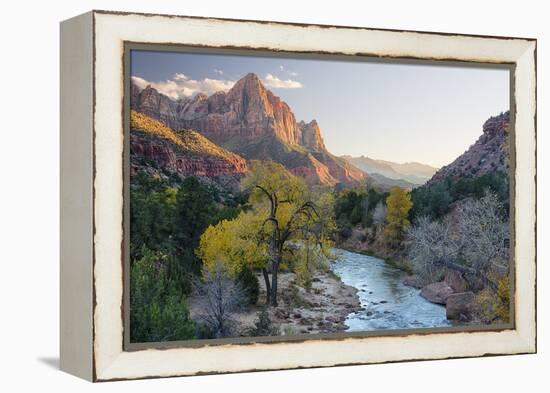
[270,263,279,307]
[262,268,271,305]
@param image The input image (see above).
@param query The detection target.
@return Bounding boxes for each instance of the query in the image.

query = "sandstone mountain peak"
[130,76,365,185]
[242,72,261,82]
[193,92,208,101]
[298,119,320,127]
[297,119,326,152]
[230,73,264,94]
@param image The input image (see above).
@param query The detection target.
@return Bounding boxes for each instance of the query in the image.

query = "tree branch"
[433,259,497,291]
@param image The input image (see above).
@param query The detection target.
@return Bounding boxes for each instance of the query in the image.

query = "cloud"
[263,73,303,89]
[131,74,235,99]
[214,69,224,75]
[131,76,151,90]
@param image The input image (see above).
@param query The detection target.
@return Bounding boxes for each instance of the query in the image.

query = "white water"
[331,249,450,332]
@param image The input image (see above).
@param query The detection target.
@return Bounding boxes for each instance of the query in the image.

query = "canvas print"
[127,48,512,344]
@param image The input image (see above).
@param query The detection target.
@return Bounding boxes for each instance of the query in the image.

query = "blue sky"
[131,50,509,168]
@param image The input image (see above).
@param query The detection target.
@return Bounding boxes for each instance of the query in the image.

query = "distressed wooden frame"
[60,10,537,382]
[123,43,519,351]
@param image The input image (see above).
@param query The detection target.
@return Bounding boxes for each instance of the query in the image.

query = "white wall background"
[0,0,546,391]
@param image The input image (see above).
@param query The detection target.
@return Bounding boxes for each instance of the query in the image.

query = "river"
[331,249,450,332]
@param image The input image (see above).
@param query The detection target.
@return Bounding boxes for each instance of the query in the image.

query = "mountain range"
[130,72,506,191]
[131,73,363,186]
[341,155,438,186]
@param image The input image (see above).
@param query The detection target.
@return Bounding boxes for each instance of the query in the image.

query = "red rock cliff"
[131,74,365,185]
[129,111,247,181]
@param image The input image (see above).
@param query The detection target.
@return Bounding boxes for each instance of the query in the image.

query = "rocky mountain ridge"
[130,111,247,184]
[428,111,510,184]
[131,73,363,185]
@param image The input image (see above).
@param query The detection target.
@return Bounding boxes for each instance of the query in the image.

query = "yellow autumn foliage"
[384,186,413,244]
[196,211,268,276]
[475,275,510,323]
[197,161,336,298]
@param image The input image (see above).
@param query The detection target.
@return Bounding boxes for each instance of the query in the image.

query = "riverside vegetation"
[335,171,510,324]
[129,72,512,342]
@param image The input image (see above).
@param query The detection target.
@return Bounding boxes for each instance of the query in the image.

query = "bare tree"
[362,197,370,221]
[193,263,246,338]
[406,191,509,290]
[372,201,387,227]
[406,215,457,284]
[454,192,509,275]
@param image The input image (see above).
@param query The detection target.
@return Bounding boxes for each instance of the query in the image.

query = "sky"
[131,50,510,168]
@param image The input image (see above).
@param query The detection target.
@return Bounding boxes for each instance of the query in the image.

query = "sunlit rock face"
[131,73,365,186]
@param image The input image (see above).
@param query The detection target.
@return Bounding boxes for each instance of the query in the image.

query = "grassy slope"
[130,111,244,162]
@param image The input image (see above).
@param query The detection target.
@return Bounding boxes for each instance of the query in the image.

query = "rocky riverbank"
[339,241,483,324]
[403,270,480,322]
[264,271,362,334]
[337,232,485,324]
[188,271,362,336]
[338,239,478,324]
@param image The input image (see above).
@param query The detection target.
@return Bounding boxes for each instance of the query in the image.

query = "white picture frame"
[60,10,536,381]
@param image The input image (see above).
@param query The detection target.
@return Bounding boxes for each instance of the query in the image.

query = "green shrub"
[130,248,196,342]
[130,172,247,296]
[247,308,279,337]
[281,325,298,336]
[237,265,260,305]
[194,322,214,339]
[284,283,312,308]
[410,171,509,221]
[336,217,353,239]
[334,187,387,235]
[294,256,312,290]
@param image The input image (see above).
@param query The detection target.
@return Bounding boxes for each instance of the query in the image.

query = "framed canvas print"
[60,10,537,381]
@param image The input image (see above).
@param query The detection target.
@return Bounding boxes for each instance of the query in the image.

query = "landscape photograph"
[127,49,512,343]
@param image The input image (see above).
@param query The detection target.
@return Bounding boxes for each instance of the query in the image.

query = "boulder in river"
[446,292,476,321]
[420,282,454,304]
[444,270,469,293]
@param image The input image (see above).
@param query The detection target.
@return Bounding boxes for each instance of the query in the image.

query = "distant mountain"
[368,173,418,191]
[130,111,247,184]
[341,155,438,186]
[428,111,510,185]
[378,160,438,179]
[131,73,364,186]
